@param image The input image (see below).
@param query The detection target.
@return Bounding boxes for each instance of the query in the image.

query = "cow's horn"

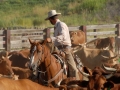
[8,55,12,59]
[72,46,82,53]
[86,38,100,45]
[79,43,86,47]
[101,55,117,60]
[102,64,117,72]
[104,73,114,79]
[78,68,90,77]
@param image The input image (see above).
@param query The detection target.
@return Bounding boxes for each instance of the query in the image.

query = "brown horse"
[28,39,67,87]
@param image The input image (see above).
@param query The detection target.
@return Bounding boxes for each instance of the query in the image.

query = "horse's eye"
[37,50,41,53]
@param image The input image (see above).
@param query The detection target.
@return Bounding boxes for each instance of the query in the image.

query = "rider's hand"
[46,38,52,42]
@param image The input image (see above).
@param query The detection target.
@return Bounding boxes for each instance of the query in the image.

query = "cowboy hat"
[45,10,61,20]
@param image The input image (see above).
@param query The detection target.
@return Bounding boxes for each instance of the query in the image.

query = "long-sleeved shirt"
[51,19,71,47]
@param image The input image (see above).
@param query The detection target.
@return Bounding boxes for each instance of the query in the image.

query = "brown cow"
[0,51,14,76]
[70,30,86,47]
[8,49,30,68]
[102,65,120,84]
[61,66,108,90]
[73,46,117,69]
[0,77,64,90]
[94,37,115,52]
[103,81,120,90]
[12,67,32,79]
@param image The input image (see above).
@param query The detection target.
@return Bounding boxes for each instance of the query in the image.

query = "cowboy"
[45,10,79,80]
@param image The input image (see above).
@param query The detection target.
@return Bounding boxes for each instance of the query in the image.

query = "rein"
[30,43,66,85]
[38,61,65,84]
[37,45,65,85]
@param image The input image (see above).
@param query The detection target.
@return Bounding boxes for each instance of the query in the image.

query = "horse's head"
[29,39,44,73]
[29,39,67,86]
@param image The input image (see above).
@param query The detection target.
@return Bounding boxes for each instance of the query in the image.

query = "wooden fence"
[0,23,120,51]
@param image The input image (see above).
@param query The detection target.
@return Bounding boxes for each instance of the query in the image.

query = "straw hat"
[45,10,61,20]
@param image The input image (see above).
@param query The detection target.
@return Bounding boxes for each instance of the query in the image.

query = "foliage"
[0,0,119,28]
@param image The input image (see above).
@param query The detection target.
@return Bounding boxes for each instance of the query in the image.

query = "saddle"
[52,50,66,59]
[52,53,67,75]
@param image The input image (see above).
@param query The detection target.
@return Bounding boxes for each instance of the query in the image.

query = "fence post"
[79,25,87,42]
[4,29,11,51]
[116,24,120,36]
[43,28,50,39]
[94,29,97,38]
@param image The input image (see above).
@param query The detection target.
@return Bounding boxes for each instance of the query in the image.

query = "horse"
[28,39,67,87]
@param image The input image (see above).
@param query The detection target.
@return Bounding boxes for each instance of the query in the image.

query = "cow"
[103,81,120,90]
[61,66,109,90]
[101,65,120,84]
[73,46,117,69]
[79,66,116,90]
[12,67,32,79]
[8,49,30,68]
[94,37,115,52]
[115,36,120,55]
[0,77,64,90]
[82,64,120,84]
[70,30,86,47]
[0,51,14,76]
[0,74,19,80]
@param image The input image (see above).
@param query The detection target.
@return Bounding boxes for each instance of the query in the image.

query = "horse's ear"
[42,39,48,45]
[38,39,44,44]
[28,38,33,44]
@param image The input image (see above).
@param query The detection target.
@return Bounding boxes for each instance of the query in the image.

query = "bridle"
[29,44,43,71]
[29,43,66,86]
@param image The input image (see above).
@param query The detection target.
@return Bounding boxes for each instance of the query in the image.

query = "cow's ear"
[104,81,114,89]
[0,59,3,63]
[70,31,73,34]
[42,39,48,45]
[75,32,77,35]
[83,66,92,75]
[2,56,5,60]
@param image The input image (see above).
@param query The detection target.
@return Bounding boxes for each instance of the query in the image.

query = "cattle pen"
[0,23,120,51]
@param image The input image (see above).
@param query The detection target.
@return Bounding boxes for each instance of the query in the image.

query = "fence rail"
[0,23,120,51]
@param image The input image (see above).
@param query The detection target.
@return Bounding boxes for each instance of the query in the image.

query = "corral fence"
[0,23,120,51]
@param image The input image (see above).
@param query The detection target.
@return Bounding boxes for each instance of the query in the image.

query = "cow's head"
[103,81,115,90]
[0,51,14,75]
[79,66,112,90]
[70,30,86,46]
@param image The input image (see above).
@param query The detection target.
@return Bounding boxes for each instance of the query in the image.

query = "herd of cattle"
[0,30,120,90]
